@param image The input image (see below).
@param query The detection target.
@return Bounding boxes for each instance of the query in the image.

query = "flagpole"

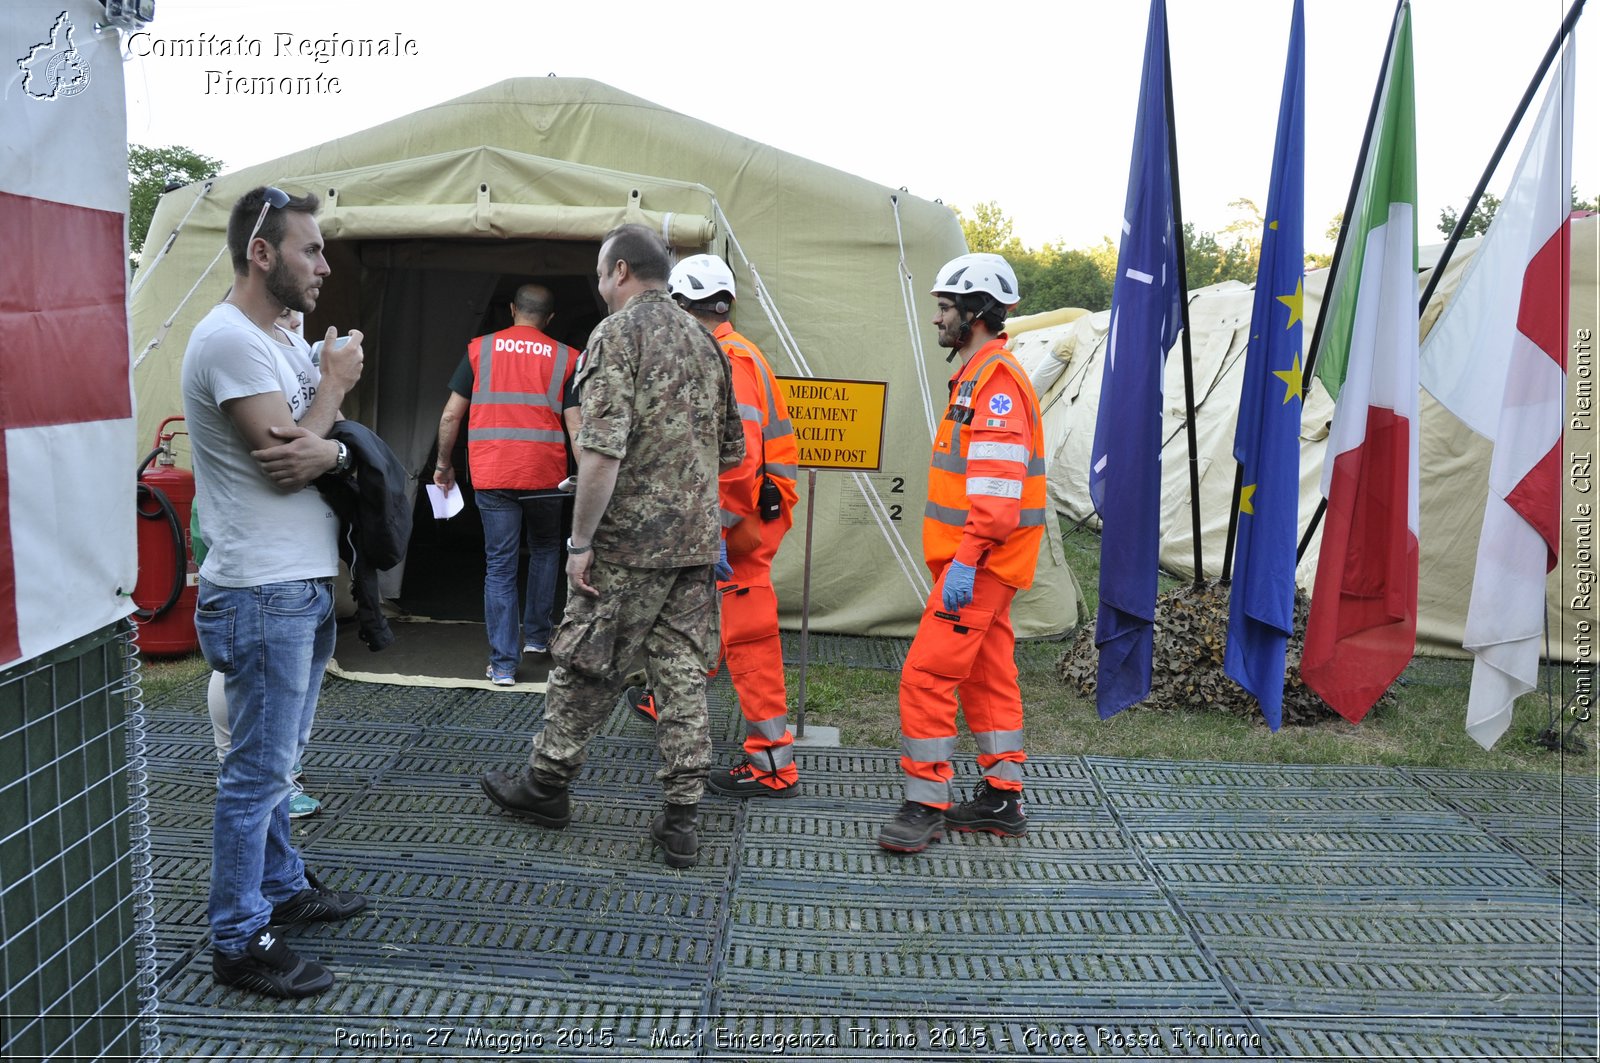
[1417,0,1586,316]
[1163,6,1204,589]
[1220,464,1243,583]
[1295,0,1407,564]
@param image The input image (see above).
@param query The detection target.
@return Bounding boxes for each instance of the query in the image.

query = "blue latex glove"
[941,559,976,612]
[715,538,733,581]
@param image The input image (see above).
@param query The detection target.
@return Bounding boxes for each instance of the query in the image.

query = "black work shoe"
[944,780,1028,837]
[213,925,334,999]
[624,685,658,726]
[649,802,699,868]
[481,767,571,829]
[707,760,800,799]
[876,800,945,854]
[271,868,367,926]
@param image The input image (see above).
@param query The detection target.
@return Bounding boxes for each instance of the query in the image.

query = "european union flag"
[1089,0,1184,720]
[1223,0,1305,732]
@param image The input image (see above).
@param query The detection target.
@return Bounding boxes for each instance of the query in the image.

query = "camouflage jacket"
[577,288,743,567]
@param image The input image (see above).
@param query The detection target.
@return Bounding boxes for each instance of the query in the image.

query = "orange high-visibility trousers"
[898,563,1025,808]
[719,516,796,785]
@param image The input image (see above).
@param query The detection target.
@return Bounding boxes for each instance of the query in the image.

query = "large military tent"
[130,77,1080,640]
[1007,214,1597,661]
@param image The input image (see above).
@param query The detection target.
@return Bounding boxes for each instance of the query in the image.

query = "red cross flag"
[1,2,137,671]
[1419,38,1576,750]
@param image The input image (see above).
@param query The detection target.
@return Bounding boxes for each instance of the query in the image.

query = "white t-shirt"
[181,302,339,587]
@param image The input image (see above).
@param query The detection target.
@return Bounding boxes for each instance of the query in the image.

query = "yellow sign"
[776,376,887,471]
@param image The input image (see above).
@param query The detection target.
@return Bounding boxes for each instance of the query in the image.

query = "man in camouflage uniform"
[482,223,743,868]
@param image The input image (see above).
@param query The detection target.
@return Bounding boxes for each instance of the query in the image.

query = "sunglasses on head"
[246,186,291,247]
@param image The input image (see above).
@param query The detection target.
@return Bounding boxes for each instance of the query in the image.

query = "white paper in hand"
[425,483,464,519]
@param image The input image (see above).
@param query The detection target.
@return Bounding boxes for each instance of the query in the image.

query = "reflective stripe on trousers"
[720,533,797,785]
[897,566,1025,805]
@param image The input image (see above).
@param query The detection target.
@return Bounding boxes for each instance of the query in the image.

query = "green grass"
[135,652,209,704]
[799,522,1599,779]
[797,645,1597,777]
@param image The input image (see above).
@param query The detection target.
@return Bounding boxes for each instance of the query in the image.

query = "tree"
[1182,223,1226,288]
[1013,247,1112,314]
[955,200,1026,258]
[129,143,223,271]
[1438,188,1598,239]
[1084,236,1119,289]
[1219,196,1263,271]
[1181,200,1262,291]
[954,202,1113,313]
[1436,191,1501,238]
[1306,211,1342,270]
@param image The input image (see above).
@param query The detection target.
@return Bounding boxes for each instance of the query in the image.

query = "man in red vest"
[434,284,579,686]
[878,253,1046,854]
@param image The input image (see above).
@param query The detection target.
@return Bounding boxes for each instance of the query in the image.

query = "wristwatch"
[565,537,592,554]
[333,439,353,475]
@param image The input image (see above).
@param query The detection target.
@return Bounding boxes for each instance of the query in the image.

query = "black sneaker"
[270,868,367,926]
[876,801,945,853]
[707,760,799,799]
[624,685,658,726]
[944,780,1028,837]
[213,925,334,998]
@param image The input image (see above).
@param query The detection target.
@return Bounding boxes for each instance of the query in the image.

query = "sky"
[120,0,1594,254]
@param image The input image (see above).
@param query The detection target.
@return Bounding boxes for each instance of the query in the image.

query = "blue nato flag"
[1089,0,1184,720]
[1223,0,1305,732]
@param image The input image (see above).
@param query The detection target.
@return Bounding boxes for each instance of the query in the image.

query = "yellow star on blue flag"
[1273,352,1304,404]
[1225,0,1304,732]
[1277,278,1304,329]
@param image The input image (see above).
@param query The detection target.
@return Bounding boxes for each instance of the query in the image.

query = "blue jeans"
[477,489,563,672]
[194,577,334,955]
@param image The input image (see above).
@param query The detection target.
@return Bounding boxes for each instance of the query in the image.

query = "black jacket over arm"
[316,421,413,651]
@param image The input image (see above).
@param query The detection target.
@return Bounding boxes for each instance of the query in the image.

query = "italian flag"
[1301,1,1419,723]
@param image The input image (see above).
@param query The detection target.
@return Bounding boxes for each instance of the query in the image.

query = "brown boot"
[649,802,699,868]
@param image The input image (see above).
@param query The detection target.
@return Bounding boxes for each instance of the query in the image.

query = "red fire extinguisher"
[133,415,199,655]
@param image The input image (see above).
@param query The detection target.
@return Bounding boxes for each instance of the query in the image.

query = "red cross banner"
[1,1,137,671]
[1418,38,1576,750]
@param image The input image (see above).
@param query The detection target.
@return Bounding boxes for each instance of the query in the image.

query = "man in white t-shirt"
[202,309,324,820]
[182,186,365,998]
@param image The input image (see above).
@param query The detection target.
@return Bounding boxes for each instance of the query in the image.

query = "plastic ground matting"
[780,631,911,671]
[141,673,1598,1061]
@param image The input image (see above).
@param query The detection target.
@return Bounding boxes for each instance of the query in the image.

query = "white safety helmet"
[929,252,1020,308]
[668,254,737,302]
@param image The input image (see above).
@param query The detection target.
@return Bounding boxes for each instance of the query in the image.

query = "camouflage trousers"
[530,558,719,804]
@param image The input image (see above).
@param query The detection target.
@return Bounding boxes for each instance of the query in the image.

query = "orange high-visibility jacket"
[466,325,574,490]
[923,336,1047,589]
[714,322,799,531]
